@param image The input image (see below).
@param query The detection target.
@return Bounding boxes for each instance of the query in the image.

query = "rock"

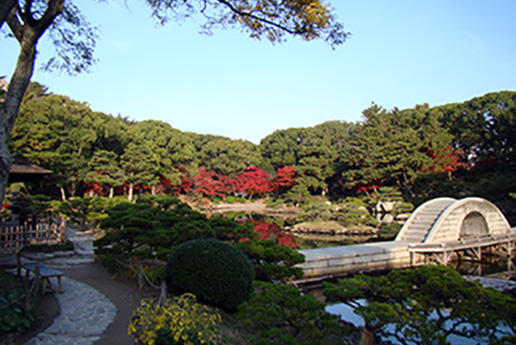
[291,221,348,234]
[375,200,398,213]
[464,276,516,293]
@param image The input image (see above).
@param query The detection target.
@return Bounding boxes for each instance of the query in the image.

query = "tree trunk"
[0,0,64,207]
[359,327,375,345]
[60,186,67,201]
[0,27,39,206]
[128,183,134,201]
[109,187,114,198]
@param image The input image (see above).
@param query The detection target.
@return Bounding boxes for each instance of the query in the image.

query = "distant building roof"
[9,158,52,175]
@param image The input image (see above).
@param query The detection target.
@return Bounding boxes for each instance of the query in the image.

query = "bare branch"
[6,6,22,43]
[215,0,298,35]
[35,0,64,36]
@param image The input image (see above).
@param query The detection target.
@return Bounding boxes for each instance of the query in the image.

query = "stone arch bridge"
[297,197,516,281]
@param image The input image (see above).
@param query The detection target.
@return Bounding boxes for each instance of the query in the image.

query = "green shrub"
[0,271,37,340]
[298,200,333,222]
[21,241,74,253]
[166,239,254,311]
[236,239,304,281]
[377,222,402,240]
[238,282,354,345]
[128,294,221,345]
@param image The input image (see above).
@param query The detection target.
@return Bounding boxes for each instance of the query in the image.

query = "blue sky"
[2,1,516,143]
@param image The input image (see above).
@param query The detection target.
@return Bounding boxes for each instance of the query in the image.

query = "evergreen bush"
[165,238,254,311]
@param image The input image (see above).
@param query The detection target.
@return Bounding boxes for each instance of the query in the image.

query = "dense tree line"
[8,83,516,204]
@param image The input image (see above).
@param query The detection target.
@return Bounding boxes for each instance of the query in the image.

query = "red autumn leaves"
[181,165,297,199]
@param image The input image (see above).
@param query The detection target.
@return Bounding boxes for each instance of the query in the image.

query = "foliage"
[236,239,304,281]
[0,271,36,339]
[260,123,352,196]
[95,196,301,283]
[21,241,74,253]
[85,150,124,197]
[323,266,516,345]
[376,222,401,241]
[95,196,219,259]
[0,0,347,208]
[10,81,515,205]
[438,91,516,164]
[281,183,312,206]
[59,196,123,230]
[128,293,221,345]
[338,104,453,194]
[298,199,333,222]
[275,165,297,190]
[237,281,354,345]
[333,197,378,228]
[165,238,254,311]
[233,166,275,199]
[251,221,297,248]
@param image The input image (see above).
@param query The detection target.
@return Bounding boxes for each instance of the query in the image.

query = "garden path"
[23,228,143,345]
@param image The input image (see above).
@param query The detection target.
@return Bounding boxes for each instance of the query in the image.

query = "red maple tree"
[252,221,297,248]
[233,166,275,199]
[275,165,297,188]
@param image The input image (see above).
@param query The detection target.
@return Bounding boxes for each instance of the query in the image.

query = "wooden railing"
[0,219,66,255]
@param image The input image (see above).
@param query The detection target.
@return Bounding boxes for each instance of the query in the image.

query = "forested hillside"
[7,82,516,221]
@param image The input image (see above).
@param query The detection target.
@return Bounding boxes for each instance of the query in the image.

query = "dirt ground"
[13,291,59,345]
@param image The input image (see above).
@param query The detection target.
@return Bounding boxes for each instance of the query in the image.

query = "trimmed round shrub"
[166,238,254,311]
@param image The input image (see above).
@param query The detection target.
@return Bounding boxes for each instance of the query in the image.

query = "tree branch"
[215,0,300,35]
[6,7,23,43]
[0,0,16,30]
[23,0,36,27]
[34,0,64,37]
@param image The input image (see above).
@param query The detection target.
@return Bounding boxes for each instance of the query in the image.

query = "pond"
[325,300,514,345]
[309,262,516,345]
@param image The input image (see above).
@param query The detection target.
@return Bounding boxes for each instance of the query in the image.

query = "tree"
[178,166,230,197]
[438,91,516,165]
[10,93,99,199]
[338,104,453,195]
[85,150,124,198]
[232,166,274,199]
[0,0,349,206]
[129,120,197,186]
[275,165,297,190]
[324,266,516,345]
[260,125,345,196]
[120,141,161,201]
[0,0,96,203]
[198,137,265,177]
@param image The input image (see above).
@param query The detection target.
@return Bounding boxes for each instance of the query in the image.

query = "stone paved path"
[25,277,117,345]
[23,228,120,345]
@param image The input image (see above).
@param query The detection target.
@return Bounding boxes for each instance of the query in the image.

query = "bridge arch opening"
[459,211,489,239]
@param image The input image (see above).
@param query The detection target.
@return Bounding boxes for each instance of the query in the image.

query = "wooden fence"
[0,219,66,255]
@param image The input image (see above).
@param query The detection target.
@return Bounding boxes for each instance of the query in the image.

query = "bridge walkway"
[294,197,516,282]
[298,241,411,280]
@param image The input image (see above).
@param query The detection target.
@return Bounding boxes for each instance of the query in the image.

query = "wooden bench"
[24,263,63,293]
